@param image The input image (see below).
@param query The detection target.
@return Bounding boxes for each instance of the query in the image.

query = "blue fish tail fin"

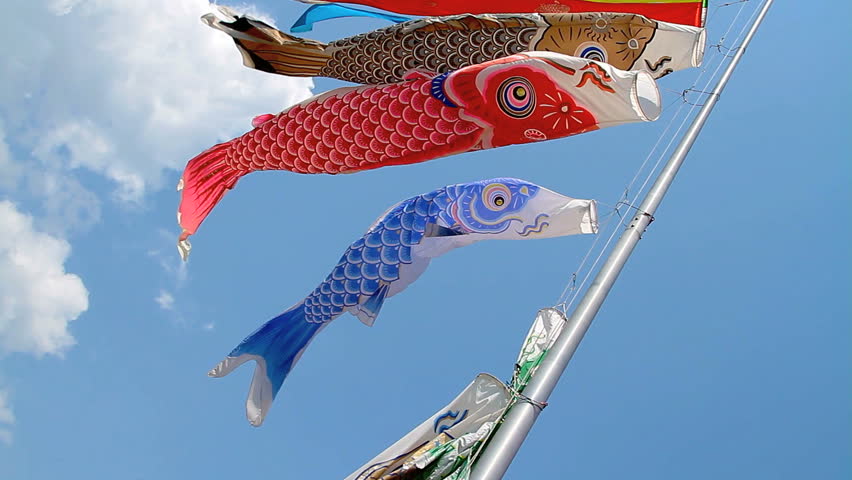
[208,303,324,426]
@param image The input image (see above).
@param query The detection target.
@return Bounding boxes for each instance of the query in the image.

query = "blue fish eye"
[483,183,512,211]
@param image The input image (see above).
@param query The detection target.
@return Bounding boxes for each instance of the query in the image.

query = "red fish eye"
[497,77,535,119]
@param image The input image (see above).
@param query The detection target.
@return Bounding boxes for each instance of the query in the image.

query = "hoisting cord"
[555,0,761,312]
[457,5,766,475]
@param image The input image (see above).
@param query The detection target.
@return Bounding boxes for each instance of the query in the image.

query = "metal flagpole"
[470,1,775,478]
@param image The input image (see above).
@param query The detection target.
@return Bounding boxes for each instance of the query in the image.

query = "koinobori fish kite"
[205,9,705,83]
[294,0,708,27]
[208,178,598,426]
[177,52,660,257]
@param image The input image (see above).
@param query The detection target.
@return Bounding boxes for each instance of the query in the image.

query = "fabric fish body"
[177,52,660,258]
[208,178,598,426]
[205,9,705,84]
[294,0,707,27]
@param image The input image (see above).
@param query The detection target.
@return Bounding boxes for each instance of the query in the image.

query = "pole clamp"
[506,378,549,412]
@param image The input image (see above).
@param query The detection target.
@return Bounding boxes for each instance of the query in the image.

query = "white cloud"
[48,0,82,15]
[0,125,20,190]
[155,290,176,311]
[0,392,12,425]
[26,171,102,235]
[0,0,314,203]
[0,389,13,446]
[151,229,190,287]
[1,122,100,235]
[0,201,89,356]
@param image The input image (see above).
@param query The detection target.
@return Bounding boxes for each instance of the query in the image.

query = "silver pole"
[470,1,775,478]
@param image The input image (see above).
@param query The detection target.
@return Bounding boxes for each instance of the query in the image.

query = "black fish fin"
[424,223,465,238]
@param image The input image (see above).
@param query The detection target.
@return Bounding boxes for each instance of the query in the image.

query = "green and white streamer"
[348,308,566,479]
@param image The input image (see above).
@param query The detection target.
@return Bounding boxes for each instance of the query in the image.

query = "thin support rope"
[554,0,761,309]
[629,0,757,216]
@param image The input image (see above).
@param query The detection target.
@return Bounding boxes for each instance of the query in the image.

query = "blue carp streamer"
[208,178,598,426]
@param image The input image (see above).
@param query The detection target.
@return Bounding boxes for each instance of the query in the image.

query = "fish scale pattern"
[222,77,481,175]
[302,188,453,324]
[321,21,537,84]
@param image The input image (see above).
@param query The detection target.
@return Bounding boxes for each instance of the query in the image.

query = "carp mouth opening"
[524,129,547,141]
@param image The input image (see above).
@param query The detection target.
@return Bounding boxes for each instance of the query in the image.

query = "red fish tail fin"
[177,140,244,260]
[202,9,330,77]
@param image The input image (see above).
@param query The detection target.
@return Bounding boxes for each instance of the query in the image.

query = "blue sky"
[0,1,849,479]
